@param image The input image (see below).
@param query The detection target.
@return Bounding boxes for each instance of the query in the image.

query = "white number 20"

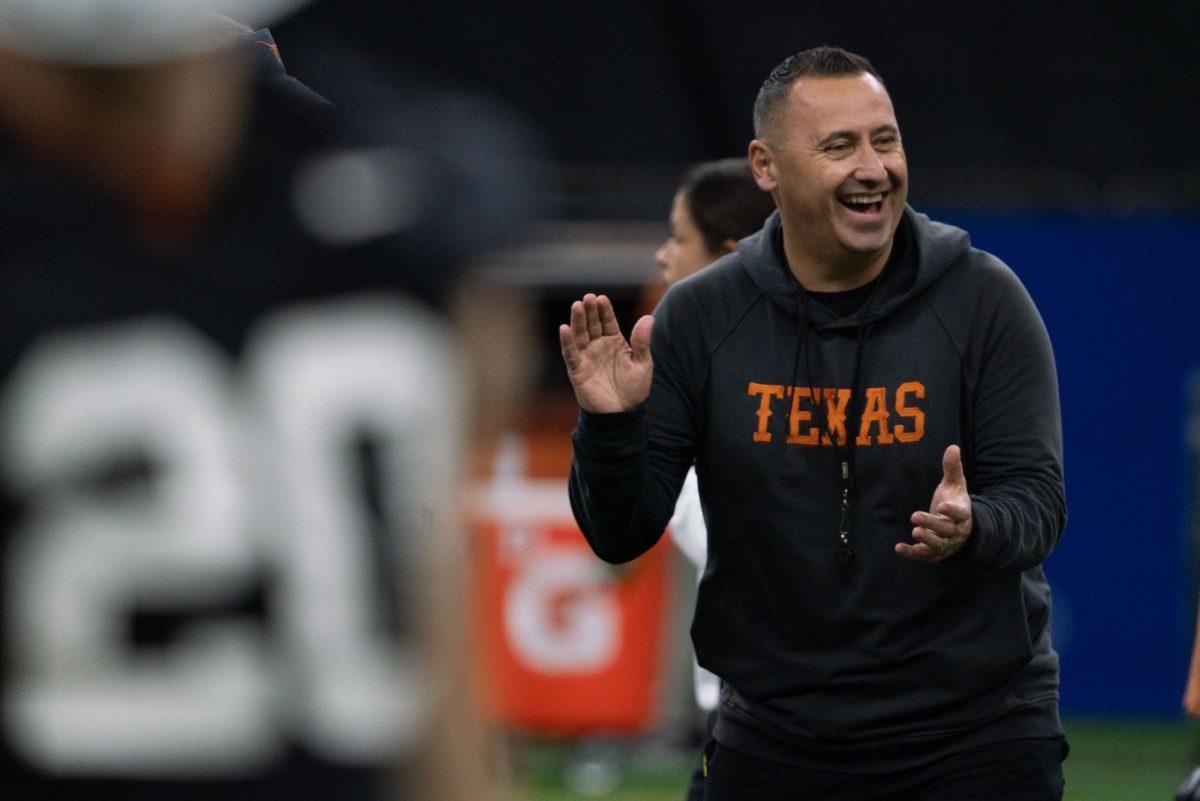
[0,296,460,777]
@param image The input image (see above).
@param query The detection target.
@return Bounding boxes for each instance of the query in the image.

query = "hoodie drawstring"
[793,271,887,582]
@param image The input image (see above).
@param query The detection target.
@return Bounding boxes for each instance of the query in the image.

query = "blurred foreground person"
[0,2,538,799]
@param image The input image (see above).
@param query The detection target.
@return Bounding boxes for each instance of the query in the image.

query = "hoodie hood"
[738,206,971,330]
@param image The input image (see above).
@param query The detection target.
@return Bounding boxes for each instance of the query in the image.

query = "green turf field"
[517,719,1196,801]
[1059,719,1194,801]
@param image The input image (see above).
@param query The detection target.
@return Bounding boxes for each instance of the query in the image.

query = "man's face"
[753,73,907,272]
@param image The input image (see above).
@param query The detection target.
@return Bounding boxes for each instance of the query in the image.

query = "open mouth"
[839,192,886,215]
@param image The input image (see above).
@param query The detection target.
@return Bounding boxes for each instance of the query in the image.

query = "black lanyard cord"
[795,268,887,580]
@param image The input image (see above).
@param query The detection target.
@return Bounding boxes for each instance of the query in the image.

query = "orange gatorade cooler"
[470,430,671,735]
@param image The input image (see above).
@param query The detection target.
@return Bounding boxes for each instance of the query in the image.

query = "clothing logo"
[746,381,926,446]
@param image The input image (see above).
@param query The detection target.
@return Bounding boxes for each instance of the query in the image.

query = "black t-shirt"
[805,216,913,318]
[0,43,535,801]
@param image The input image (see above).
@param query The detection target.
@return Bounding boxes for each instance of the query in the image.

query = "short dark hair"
[678,158,776,254]
[753,46,885,142]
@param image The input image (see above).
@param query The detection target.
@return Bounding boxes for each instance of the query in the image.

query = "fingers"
[585,294,604,339]
[567,294,618,346]
[912,502,968,532]
[598,295,622,336]
[903,509,963,563]
[942,444,965,488]
[895,533,953,563]
[567,298,589,350]
[562,295,607,374]
[898,445,971,564]
[935,498,970,523]
[581,293,619,339]
[894,541,937,562]
[909,523,956,551]
[558,323,580,370]
[629,315,654,364]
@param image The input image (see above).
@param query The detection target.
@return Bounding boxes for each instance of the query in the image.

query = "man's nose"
[851,147,888,183]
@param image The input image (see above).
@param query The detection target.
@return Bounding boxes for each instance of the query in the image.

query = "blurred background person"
[652,157,774,801]
[0,2,542,800]
[1185,614,1200,720]
[1185,386,1200,801]
[654,158,776,287]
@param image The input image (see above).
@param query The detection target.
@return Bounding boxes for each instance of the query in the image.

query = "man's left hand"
[896,444,972,563]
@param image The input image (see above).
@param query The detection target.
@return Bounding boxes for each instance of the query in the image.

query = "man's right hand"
[559,293,654,413]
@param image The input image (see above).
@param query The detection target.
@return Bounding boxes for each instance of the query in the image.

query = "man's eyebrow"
[816,124,900,148]
[816,130,858,147]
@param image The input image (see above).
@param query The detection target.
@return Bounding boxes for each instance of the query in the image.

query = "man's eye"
[825,142,851,155]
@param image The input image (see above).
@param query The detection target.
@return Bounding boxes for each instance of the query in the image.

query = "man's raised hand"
[559,293,654,413]
[897,444,973,563]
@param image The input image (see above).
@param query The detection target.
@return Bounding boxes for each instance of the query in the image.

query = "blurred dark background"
[279,0,1200,217]
[275,1,1200,721]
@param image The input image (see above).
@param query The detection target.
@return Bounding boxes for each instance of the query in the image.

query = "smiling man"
[748,55,907,292]
[560,46,1068,800]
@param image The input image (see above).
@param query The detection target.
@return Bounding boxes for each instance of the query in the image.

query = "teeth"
[843,193,884,205]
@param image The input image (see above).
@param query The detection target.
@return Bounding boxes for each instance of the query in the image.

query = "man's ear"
[748,140,777,192]
[719,238,738,256]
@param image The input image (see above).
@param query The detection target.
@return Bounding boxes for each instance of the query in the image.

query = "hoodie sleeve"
[950,257,1067,573]
[568,293,699,564]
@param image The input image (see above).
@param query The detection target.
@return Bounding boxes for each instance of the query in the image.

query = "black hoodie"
[569,207,1066,771]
